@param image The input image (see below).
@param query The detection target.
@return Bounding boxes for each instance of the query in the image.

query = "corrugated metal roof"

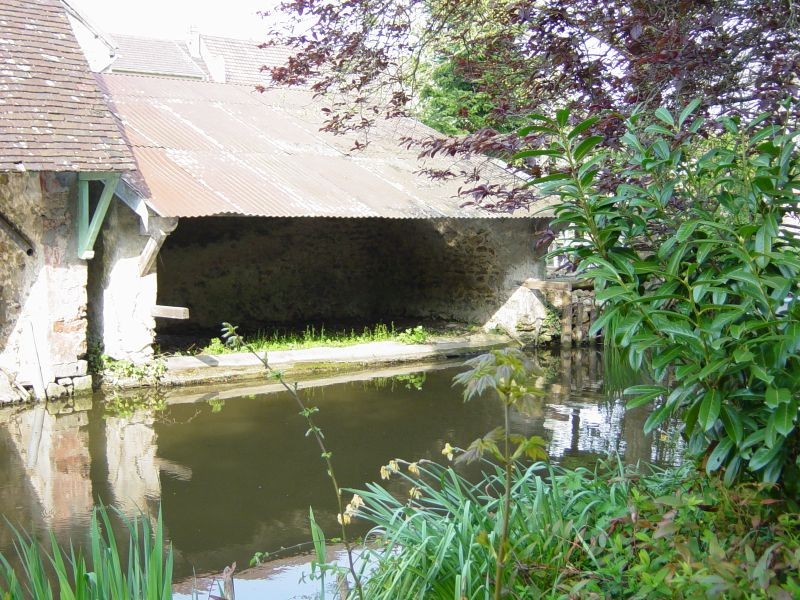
[0,0,135,172]
[97,73,549,219]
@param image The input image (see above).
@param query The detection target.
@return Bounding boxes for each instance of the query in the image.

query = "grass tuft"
[200,323,436,354]
[0,506,173,600]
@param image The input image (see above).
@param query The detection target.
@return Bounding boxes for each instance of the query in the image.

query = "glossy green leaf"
[624,385,668,409]
[773,400,797,437]
[720,405,744,445]
[567,116,600,140]
[765,386,790,408]
[573,135,604,161]
[698,389,721,431]
[749,441,783,472]
[644,401,673,434]
[595,286,631,302]
[677,98,702,128]
[654,107,675,127]
[706,438,734,474]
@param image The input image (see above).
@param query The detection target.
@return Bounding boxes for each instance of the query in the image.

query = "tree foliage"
[264,0,799,176]
[529,102,800,490]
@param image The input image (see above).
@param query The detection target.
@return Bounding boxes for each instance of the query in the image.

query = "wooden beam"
[77,173,121,260]
[138,234,163,277]
[522,278,573,291]
[522,278,594,291]
[151,305,190,320]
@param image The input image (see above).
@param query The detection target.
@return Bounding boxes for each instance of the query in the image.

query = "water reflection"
[0,349,683,583]
[3,400,93,532]
[513,349,682,468]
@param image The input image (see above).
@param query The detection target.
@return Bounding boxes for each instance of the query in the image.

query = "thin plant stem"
[226,328,364,600]
[494,402,513,600]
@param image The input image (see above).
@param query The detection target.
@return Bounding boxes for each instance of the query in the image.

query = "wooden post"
[574,299,584,345]
[561,290,572,346]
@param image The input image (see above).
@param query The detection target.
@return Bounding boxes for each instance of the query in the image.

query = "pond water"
[0,347,682,596]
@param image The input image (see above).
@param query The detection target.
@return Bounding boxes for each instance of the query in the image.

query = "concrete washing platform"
[156,332,512,389]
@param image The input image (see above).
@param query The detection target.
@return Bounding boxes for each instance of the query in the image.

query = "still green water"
[0,348,681,586]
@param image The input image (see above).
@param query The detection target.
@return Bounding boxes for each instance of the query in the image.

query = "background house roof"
[107,34,207,80]
[0,0,134,172]
[98,73,547,219]
[199,35,293,85]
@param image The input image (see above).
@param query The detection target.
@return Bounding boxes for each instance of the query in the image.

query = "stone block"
[45,382,68,398]
[72,392,93,410]
[52,360,88,378]
[0,378,19,403]
[72,375,93,393]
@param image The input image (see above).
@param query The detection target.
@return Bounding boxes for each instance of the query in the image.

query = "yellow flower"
[388,459,400,473]
[442,442,455,461]
[409,486,422,500]
[408,462,420,476]
[344,494,363,518]
[337,512,352,525]
[380,465,391,480]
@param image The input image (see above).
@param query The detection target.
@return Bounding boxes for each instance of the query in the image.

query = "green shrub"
[353,458,800,599]
[521,103,800,489]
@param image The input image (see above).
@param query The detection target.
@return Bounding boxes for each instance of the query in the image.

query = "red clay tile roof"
[0,0,135,172]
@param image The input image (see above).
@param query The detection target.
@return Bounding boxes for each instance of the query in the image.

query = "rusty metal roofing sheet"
[97,73,550,219]
[0,0,135,172]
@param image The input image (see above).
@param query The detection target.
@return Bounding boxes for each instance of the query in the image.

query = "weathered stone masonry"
[155,216,552,340]
[0,172,92,400]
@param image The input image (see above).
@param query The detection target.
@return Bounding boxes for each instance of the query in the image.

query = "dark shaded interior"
[155,216,537,345]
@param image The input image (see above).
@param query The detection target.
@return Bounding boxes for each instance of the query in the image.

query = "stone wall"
[88,201,160,362]
[156,217,551,340]
[0,172,92,401]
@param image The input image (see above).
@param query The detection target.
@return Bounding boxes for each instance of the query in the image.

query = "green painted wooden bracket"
[77,172,121,260]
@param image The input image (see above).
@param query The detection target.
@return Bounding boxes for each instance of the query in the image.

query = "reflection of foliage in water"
[650,416,685,466]
[103,391,167,419]
[602,346,642,400]
[526,353,560,387]
[207,398,226,413]
[363,371,428,392]
[393,372,427,391]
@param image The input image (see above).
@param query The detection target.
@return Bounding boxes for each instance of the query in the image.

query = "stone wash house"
[79,32,558,358]
[0,0,135,402]
[1,4,557,401]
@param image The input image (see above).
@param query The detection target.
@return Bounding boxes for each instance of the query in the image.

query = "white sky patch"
[68,0,280,40]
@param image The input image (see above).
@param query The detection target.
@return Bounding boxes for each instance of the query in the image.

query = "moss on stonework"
[516,302,561,347]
